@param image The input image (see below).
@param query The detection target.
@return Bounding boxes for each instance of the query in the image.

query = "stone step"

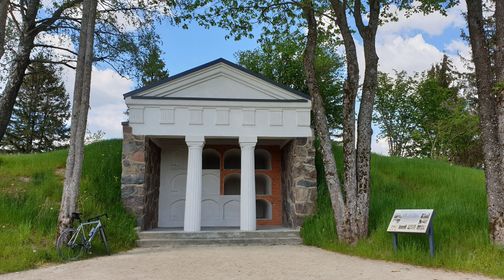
[137,237,302,247]
[138,229,300,240]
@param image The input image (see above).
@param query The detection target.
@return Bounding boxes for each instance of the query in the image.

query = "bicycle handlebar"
[87,213,108,222]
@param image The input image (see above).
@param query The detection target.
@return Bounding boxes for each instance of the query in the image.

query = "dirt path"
[0,245,495,280]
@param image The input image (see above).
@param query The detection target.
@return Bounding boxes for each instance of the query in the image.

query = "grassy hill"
[0,140,136,273]
[302,146,504,278]
[0,140,503,277]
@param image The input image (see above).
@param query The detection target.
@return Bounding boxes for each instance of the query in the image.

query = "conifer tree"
[1,55,70,153]
[133,28,168,87]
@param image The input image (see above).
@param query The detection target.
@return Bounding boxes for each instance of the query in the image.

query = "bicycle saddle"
[71,212,82,220]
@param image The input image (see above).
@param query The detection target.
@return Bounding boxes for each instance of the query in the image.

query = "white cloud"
[372,136,389,156]
[376,34,444,74]
[62,67,133,139]
[379,1,465,37]
[444,39,473,73]
[355,2,470,77]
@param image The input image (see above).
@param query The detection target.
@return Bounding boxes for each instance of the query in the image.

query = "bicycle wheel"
[99,227,110,255]
[56,228,84,261]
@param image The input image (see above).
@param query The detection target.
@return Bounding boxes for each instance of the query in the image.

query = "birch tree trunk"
[57,0,98,235]
[0,0,9,60]
[465,0,504,245]
[301,0,350,242]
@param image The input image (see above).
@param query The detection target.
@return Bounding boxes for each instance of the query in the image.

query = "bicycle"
[56,212,110,261]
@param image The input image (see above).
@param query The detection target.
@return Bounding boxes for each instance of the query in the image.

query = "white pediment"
[124,59,312,139]
[126,60,308,101]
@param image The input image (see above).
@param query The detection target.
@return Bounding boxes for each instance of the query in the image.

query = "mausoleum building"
[121,58,317,232]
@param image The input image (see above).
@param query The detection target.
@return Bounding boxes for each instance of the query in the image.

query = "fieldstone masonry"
[121,123,161,230]
[281,137,317,228]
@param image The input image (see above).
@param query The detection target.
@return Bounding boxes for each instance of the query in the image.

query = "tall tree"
[321,0,457,242]
[175,0,455,243]
[0,0,81,143]
[375,64,482,166]
[0,0,173,143]
[374,71,417,157]
[464,0,504,244]
[57,0,98,234]
[317,0,380,242]
[1,54,70,153]
[236,34,343,132]
[132,28,168,87]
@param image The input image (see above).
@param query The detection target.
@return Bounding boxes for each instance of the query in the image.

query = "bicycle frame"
[68,219,103,250]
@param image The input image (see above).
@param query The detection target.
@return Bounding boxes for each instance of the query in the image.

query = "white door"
[158,145,240,228]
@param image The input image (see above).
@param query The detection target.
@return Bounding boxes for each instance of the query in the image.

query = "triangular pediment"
[124,59,309,102]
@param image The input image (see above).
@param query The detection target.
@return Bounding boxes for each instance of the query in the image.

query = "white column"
[184,136,205,232]
[240,136,257,231]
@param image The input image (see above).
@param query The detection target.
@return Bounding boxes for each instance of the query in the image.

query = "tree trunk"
[0,0,39,142]
[0,0,9,60]
[495,0,504,213]
[355,36,378,238]
[301,0,350,242]
[57,0,98,235]
[353,0,379,238]
[465,0,504,245]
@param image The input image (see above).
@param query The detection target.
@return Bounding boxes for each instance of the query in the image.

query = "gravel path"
[0,245,495,280]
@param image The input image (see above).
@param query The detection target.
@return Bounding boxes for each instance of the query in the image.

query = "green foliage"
[302,144,504,278]
[131,28,169,87]
[0,140,136,273]
[411,56,482,166]
[35,1,173,81]
[374,71,417,157]
[235,34,343,131]
[0,56,69,153]
[374,56,482,167]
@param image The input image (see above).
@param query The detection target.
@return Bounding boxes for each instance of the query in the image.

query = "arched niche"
[202,149,220,169]
[224,149,241,169]
[255,174,272,195]
[255,149,272,170]
[256,199,272,220]
[224,174,240,195]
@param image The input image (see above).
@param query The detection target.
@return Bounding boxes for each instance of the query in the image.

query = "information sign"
[387,209,434,234]
[387,209,435,256]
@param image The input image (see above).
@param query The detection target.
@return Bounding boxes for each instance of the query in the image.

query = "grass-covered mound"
[302,145,504,278]
[0,140,136,274]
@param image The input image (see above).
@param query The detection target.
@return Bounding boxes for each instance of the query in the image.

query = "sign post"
[387,209,435,257]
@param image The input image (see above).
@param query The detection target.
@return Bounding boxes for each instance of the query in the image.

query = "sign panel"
[387,209,434,234]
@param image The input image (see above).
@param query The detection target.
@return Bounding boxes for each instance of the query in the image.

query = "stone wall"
[143,139,161,229]
[121,123,145,227]
[121,123,161,230]
[281,137,317,228]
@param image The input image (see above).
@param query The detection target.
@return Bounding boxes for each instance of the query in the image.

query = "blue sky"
[82,2,470,155]
[157,24,258,74]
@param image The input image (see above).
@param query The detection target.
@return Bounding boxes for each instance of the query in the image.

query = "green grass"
[302,145,504,278]
[0,140,136,274]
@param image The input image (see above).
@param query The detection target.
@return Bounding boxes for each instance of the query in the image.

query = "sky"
[67,2,471,155]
